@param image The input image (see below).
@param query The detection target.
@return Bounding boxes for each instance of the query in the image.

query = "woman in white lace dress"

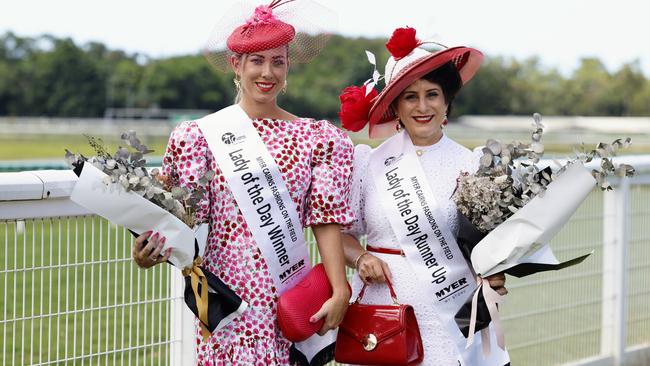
[338,27,510,365]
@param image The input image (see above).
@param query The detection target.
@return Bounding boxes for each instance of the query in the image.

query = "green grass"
[2,191,649,365]
[347,126,650,155]
[0,218,172,366]
[2,129,649,162]
[500,185,650,366]
[2,133,650,365]
[500,191,604,365]
[0,134,169,161]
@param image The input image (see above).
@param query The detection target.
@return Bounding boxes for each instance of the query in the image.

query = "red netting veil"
[204,0,338,72]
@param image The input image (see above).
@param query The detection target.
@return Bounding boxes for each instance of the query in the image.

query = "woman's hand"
[486,272,508,296]
[311,288,351,336]
[311,224,352,335]
[132,231,172,269]
[357,253,393,284]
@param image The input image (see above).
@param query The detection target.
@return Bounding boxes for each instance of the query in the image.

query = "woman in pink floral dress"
[132,1,353,365]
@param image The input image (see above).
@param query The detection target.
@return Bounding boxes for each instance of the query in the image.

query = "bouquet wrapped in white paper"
[469,161,594,277]
[65,132,247,340]
[450,114,635,349]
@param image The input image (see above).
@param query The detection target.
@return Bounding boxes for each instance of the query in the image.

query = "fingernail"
[309,317,316,323]
[161,236,166,244]
[144,230,152,236]
[166,248,172,255]
[151,232,159,240]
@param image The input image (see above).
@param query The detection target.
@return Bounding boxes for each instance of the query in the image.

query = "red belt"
[366,245,405,257]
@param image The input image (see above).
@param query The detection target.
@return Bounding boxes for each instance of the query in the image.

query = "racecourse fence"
[1,157,650,366]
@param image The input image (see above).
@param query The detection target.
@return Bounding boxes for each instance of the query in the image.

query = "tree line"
[1,32,649,120]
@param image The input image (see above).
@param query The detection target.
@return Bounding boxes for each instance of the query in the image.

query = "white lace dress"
[344,134,480,366]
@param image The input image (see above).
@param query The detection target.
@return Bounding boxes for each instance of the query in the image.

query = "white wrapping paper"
[470,162,596,277]
[70,163,204,268]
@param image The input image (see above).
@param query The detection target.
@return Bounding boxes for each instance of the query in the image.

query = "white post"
[169,268,197,366]
[601,178,630,365]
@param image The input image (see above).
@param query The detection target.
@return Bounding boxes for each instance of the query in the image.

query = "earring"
[396,122,402,132]
[441,114,448,129]
[233,76,241,92]
[281,80,287,94]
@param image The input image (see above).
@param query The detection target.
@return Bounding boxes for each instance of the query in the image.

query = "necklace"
[415,145,437,156]
[414,135,444,156]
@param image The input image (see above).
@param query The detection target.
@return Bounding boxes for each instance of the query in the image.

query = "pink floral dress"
[162,117,355,365]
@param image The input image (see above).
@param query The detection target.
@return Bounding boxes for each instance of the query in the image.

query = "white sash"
[369,131,509,365]
[196,105,311,294]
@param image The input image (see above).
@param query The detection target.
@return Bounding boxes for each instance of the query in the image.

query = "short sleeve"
[161,121,212,223]
[341,144,372,239]
[305,120,355,226]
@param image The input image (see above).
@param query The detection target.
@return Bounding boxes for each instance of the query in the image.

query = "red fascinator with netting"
[205,0,337,72]
[226,2,296,54]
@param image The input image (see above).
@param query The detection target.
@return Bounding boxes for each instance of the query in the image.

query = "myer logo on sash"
[197,105,311,294]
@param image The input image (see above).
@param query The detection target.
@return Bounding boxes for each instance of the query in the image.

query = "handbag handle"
[355,271,400,305]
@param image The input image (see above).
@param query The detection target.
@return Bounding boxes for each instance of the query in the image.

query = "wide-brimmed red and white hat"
[339,27,483,138]
[204,0,337,72]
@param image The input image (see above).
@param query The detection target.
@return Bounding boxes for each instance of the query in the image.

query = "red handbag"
[335,277,424,366]
[277,263,332,342]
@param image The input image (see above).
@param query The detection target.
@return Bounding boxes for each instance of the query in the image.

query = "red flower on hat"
[338,85,378,132]
[386,27,420,59]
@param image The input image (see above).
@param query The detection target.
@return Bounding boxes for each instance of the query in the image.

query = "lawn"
[2,126,649,162]
[0,134,169,161]
[2,188,649,365]
[1,131,649,365]
[1,218,173,366]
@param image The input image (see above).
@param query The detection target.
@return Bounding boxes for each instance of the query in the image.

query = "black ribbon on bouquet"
[127,225,245,343]
[126,232,245,341]
[454,212,591,338]
[179,242,244,341]
[72,160,245,342]
[454,213,493,338]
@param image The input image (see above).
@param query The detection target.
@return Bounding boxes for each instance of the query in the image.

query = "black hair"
[420,61,462,117]
[392,61,463,125]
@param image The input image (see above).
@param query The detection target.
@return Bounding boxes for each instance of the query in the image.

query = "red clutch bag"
[277,263,332,342]
[334,277,424,366]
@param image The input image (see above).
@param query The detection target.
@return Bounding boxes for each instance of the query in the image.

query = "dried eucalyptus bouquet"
[453,113,636,234]
[452,114,636,340]
[65,131,214,228]
[65,131,246,338]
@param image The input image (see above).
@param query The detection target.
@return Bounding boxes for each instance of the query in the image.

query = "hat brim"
[368,46,483,139]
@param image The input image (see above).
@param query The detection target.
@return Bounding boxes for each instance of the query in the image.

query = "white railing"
[0,170,195,366]
[1,157,650,366]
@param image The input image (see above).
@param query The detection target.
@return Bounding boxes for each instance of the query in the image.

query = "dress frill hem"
[197,336,292,366]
